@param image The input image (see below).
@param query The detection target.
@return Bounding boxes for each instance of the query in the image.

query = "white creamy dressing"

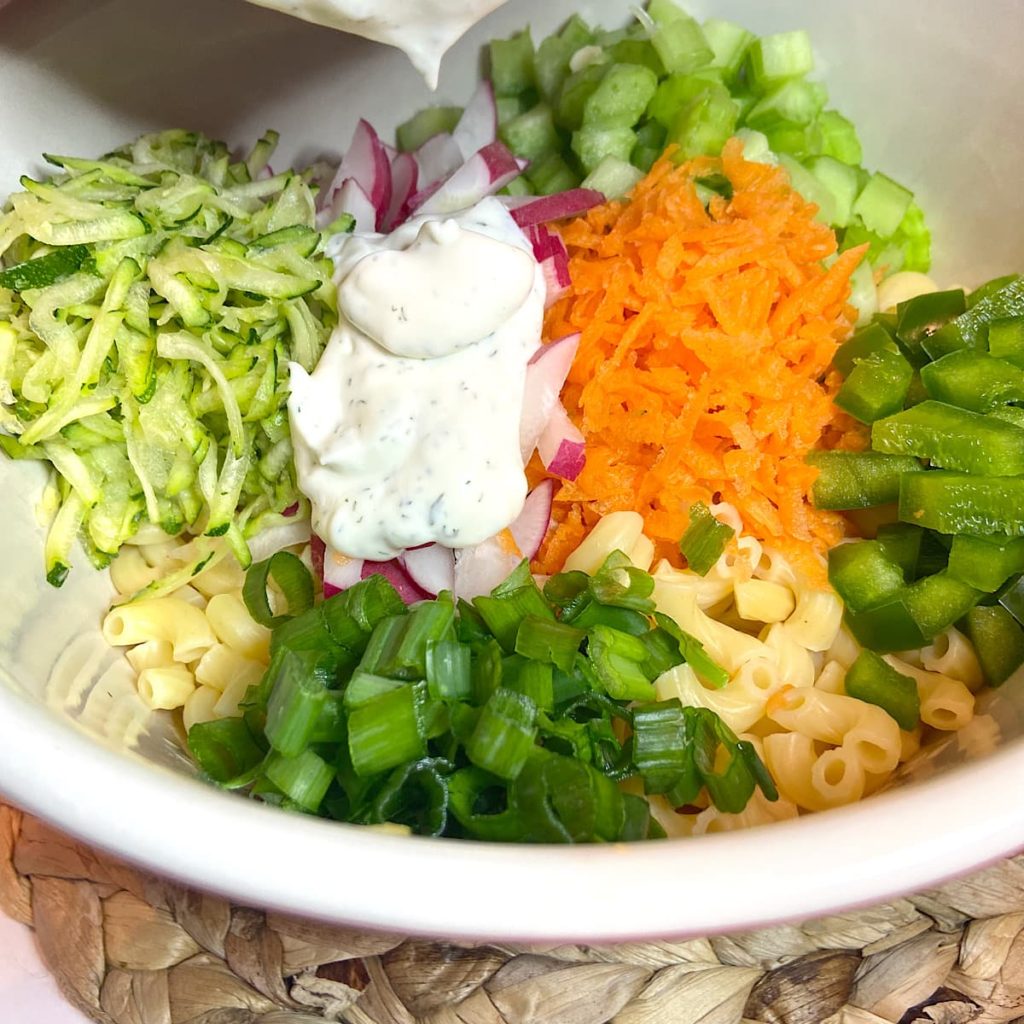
[245,0,510,87]
[288,197,545,561]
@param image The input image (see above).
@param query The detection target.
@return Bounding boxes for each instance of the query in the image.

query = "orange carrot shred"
[536,140,867,582]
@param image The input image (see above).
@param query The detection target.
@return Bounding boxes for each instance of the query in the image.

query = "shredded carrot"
[537,140,868,581]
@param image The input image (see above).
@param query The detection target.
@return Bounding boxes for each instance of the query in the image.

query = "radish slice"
[311,533,326,584]
[453,80,498,160]
[246,518,312,563]
[414,132,464,189]
[453,536,523,601]
[506,188,604,228]
[510,481,554,560]
[520,333,580,461]
[414,142,522,216]
[327,119,392,230]
[539,400,587,481]
[362,559,432,604]
[384,151,419,231]
[323,548,365,598]
[282,502,300,517]
[541,258,570,309]
[330,178,377,234]
[400,543,456,595]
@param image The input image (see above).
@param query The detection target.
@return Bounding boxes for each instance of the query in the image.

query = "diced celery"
[816,109,863,165]
[490,28,536,97]
[525,152,579,195]
[606,38,664,76]
[853,172,914,239]
[808,155,860,228]
[703,19,754,79]
[746,79,826,129]
[647,0,687,23]
[748,30,815,91]
[893,201,931,273]
[500,103,560,161]
[735,128,776,165]
[582,63,659,128]
[496,95,527,125]
[572,126,637,175]
[650,14,714,75]
[534,34,575,101]
[499,174,533,197]
[556,63,609,130]
[582,156,645,198]
[395,106,463,152]
[778,154,837,224]
[667,86,738,159]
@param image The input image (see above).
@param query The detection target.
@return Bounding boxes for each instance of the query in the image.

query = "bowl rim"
[1,675,1022,941]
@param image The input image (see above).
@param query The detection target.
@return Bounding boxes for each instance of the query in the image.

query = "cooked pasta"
[204,593,272,661]
[137,664,195,712]
[102,597,217,663]
[884,656,976,732]
[920,627,984,692]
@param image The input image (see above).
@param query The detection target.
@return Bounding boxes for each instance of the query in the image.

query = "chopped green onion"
[242,551,315,628]
[263,749,334,813]
[475,583,554,651]
[589,550,656,611]
[347,683,427,777]
[586,625,656,701]
[264,650,329,757]
[187,718,264,784]
[426,640,474,701]
[466,688,538,780]
[678,501,734,575]
[372,758,452,838]
[654,612,729,688]
[514,616,586,673]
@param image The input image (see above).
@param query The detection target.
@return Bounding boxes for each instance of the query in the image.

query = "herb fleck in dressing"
[288,197,544,562]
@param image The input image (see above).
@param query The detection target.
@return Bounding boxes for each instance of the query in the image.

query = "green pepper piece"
[832,320,900,377]
[807,450,923,510]
[872,400,1024,476]
[948,535,1024,592]
[845,650,920,730]
[827,540,905,613]
[968,274,1020,309]
[987,316,1024,368]
[924,277,1024,361]
[903,571,981,640]
[844,595,925,653]
[899,471,1024,537]
[963,606,1024,687]
[893,289,966,367]
[919,350,1024,412]
[834,349,914,424]
[875,523,923,580]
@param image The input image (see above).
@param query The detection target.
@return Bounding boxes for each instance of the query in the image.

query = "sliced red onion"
[330,178,377,234]
[246,518,312,564]
[361,559,432,604]
[453,536,523,601]
[452,80,497,161]
[414,142,522,216]
[510,481,554,561]
[400,543,456,595]
[414,132,464,190]
[383,150,419,231]
[520,333,580,461]
[506,188,605,229]
[538,400,587,481]
[327,119,392,231]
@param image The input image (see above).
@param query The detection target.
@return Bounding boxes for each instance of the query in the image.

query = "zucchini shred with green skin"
[0,129,341,588]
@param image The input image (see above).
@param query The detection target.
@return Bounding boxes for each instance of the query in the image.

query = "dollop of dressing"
[288,197,544,562]
[244,0,510,88]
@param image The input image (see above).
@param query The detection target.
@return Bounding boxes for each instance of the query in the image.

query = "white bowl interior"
[1,0,1023,941]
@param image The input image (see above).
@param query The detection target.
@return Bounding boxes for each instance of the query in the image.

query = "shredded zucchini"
[0,130,341,586]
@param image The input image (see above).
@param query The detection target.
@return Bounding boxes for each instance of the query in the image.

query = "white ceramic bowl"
[1,0,1022,942]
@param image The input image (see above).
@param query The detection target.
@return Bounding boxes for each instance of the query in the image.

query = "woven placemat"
[2,804,1024,1024]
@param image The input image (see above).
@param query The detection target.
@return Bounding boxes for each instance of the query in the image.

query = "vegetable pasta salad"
[1,0,1020,842]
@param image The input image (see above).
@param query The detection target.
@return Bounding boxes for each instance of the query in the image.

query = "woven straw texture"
[3,804,1024,1024]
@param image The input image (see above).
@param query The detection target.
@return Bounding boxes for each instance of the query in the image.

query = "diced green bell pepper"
[872,400,1024,476]
[963,605,1024,687]
[845,650,920,730]
[828,540,906,612]
[920,349,1024,412]
[834,348,913,423]
[808,450,923,510]
[899,471,1024,536]
[948,534,1024,592]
